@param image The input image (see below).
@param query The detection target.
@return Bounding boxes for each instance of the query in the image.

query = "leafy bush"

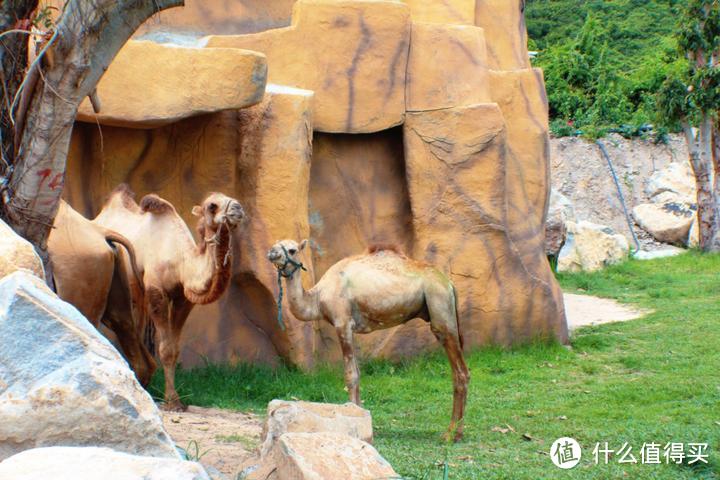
[527,0,683,138]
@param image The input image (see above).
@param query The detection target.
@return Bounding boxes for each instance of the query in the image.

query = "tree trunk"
[0,0,183,265]
[711,125,720,251]
[684,120,720,252]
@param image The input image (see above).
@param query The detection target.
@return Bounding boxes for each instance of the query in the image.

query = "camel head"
[192,193,245,231]
[267,239,308,277]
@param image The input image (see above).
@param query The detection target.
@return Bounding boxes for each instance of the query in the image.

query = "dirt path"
[162,406,263,478]
[563,292,649,330]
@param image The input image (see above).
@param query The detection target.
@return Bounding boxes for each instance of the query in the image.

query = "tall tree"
[0,0,183,270]
[658,0,720,252]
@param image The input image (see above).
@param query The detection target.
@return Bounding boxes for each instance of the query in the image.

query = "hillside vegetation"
[526,0,683,138]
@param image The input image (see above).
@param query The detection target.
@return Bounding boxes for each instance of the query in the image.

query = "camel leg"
[427,294,470,442]
[147,287,183,411]
[336,322,361,405]
[157,297,193,411]
[104,268,156,386]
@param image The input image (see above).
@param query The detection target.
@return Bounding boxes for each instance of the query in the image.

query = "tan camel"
[95,185,245,411]
[267,240,470,441]
[48,200,155,385]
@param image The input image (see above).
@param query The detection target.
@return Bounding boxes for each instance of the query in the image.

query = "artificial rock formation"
[62,0,568,367]
[205,0,411,133]
[77,40,267,128]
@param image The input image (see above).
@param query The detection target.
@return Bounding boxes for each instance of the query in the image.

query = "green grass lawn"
[152,252,720,479]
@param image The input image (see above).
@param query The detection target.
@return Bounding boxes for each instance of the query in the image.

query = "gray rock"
[0,272,178,461]
[0,446,209,480]
[545,189,575,257]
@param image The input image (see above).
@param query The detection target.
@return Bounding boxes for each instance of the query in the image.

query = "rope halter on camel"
[274,244,306,331]
[204,202,234,268]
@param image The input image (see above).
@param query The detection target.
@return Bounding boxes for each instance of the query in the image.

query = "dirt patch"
[162,406,263,478]
[551,133,689,251]
[563,293,650,330]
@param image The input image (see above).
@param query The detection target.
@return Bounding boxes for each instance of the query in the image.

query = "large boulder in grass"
[245,432,396,480]
[0,447,209,480]
[260,400,373,456]
[0,219,44,281]
[557,221,629,273]
[0,272,178,461]
[632,202,696,245]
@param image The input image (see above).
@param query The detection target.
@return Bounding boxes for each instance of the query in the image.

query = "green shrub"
[527,0,682,138]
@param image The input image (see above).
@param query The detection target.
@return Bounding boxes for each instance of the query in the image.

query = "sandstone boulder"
[557,221,629,272]
[632,202,696,245]
[0,219,44,281]
[645,162,696,204]
[260,400,373,456]
[77,40,267,128]
[0,447,209,480]
[245,432,396,480]
[0,272,178,461]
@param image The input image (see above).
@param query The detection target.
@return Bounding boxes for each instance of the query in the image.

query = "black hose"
[596,140,641,254]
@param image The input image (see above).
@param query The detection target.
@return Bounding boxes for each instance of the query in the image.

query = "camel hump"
[366,243,406,257]
[139,194,175,215]
[105,183,140,211]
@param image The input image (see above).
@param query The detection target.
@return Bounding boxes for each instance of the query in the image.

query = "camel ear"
[191,205,202,217]
[299,239,308,251]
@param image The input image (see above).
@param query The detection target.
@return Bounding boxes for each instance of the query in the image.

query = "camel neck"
[284,270,320,322]
[182,224,232,305]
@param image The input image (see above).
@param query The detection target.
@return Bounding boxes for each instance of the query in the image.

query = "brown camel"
[267,239,470,441]
[95,185,245,410]
[48,200,156,385]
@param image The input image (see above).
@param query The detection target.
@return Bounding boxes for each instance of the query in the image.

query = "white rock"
[0,272,178,461]
[633,247,686,260]
[245,432,396,480]
[0,446,209,480]
[645,162,696,204]
[260,400,373,457]
[632,202,696,245]
[0,219,44,281]
[557,221,629,272]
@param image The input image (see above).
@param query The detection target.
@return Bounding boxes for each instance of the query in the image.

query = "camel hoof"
[442,429,463,443]
[161,400,187,412]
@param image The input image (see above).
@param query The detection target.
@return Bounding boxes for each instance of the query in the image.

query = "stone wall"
[64,0,567,367]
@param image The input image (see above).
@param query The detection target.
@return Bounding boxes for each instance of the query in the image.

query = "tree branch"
[2,0,184,254]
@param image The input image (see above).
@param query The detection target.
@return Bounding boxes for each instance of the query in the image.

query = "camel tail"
[104,231,143,288]
[452,284,464,350]
[105,230,154,355]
